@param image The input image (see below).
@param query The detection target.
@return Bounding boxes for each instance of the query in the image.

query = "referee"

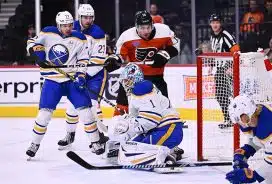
[209,14,240,129]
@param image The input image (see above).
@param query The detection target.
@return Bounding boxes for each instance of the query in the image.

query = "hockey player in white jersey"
[226,95,272,183]
[57,4,109,150]
[26,11,104,158]
[106,64,184,166]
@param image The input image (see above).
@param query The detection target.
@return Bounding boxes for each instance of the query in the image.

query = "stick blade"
[66,151,95,170]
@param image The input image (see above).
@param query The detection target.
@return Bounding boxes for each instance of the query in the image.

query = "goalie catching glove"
[108,114,137,142]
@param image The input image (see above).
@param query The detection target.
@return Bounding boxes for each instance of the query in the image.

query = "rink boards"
[0,65,224,121]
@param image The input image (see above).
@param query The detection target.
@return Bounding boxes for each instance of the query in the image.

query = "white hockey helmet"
[78,4,95,19]
[228,94,257,124]
[56,11,74,26]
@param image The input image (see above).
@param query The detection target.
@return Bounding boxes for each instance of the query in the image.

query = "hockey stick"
[66,151,232,170]
[50,65,121,111]
[42,63,106,69]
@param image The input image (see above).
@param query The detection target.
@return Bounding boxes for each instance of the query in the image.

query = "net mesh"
[199,52,271,168]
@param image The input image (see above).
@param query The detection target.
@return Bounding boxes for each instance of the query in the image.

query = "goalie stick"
[66,151,232,170]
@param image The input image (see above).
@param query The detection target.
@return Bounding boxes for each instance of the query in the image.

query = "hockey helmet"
[228,94,257,125]
[56,11,74,26]
[78,4,95,19]
[209,14,221,23]
[135,10,153,27]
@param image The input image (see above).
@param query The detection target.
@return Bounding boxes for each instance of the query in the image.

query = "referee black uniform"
[209,14,240,128]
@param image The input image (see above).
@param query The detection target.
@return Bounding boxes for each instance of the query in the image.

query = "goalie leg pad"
[65,100,78,133]
[32,108,53,144]
[117,141,170,165]
[132,123,183,149]
[78,107,99,142]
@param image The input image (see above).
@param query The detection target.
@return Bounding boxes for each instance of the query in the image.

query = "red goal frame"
[196,52,240,161]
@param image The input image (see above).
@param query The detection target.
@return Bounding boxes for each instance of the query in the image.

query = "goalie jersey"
[116,23,178,76]
[73,21,107,77]
[129,80,182,133]
[240,104,272,182]
[27,26,89,83]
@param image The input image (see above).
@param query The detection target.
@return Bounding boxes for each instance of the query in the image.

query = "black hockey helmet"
[135,10,153,27]
[209,14,221,22]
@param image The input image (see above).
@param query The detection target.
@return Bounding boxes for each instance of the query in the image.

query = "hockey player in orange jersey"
[103,10,179,115]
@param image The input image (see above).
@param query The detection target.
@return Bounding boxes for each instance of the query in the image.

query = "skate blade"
[27,157,32,161]
[153,167,184,174]
[58,144,72,151]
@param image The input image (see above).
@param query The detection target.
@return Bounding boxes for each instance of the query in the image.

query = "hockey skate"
[57,132,75,150]
[89,132,108,155]
[26,143,40,160]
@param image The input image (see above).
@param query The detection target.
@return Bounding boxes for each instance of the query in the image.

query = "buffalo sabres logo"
[136,47,158,61]
[48,44,69,66]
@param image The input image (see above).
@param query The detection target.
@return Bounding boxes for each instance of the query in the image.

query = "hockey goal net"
[196,52,271,167]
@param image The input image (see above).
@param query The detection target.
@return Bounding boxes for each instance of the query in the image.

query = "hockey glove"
[74,72,86,91]
[233,144,256,169]
[226,168,265,183]
[151,50,170,68]
[104,55,122,72]
[29,46,48,68]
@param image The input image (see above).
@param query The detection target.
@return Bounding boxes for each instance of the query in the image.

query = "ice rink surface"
[1,117,235,184]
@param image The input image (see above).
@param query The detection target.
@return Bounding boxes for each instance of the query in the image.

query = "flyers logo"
[136,47,158,61]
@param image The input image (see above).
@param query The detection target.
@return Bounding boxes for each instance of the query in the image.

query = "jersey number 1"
[150,100,155,108]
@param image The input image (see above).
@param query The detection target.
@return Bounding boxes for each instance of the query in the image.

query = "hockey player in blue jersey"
[57,4,112,150]
[26,11,105,159]
[106,64,184,166]
[226,95,272,183]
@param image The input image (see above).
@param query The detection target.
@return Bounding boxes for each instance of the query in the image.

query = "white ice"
[0,118,233,184]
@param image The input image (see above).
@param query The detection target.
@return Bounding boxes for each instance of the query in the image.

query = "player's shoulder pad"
[41,26,60,34]
[89,24,105,39]
[120,27,137,38]
[153,23,173,37]
[132,80,153,96]
[71,31,87,41]
[154,23,171,32]
[73,20,81,32]
[255,105,272,140]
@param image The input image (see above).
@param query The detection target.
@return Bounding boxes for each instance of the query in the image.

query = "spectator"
[264,0,272,22]
[240,0,265,52]
[200,41,212,53]
[105,34,115,55]
[264,37,272,61]
[240,0,264,33]
[150,3,164,23]
[27,24,35,39]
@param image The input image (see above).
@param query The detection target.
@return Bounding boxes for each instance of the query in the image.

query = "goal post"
[196,52,270,162]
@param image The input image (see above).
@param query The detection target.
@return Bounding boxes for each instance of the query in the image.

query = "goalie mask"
[119,64,144,94]
[228,95,257,126]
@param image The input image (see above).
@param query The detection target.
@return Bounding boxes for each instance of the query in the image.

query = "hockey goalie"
[226,95,272,183]
[105,64,184,168]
